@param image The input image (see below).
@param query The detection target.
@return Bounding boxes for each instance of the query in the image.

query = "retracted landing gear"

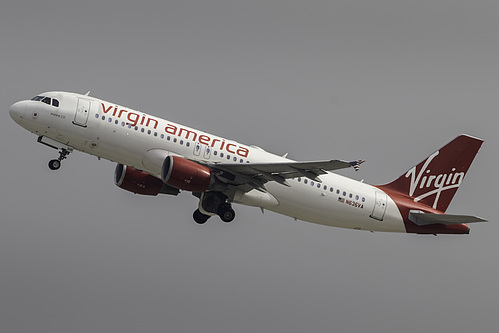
[194,192,236,224]
[48,148,71,171]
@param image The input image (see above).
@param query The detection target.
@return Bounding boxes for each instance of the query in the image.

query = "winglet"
[350,160,365,172]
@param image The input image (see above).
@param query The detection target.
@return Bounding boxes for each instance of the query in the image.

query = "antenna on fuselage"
[84,91,90,96]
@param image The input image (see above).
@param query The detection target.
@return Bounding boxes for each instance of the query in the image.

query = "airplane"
[9,91,487,234]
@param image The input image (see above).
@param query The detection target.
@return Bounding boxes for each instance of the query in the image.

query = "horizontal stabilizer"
[409,211,487,226]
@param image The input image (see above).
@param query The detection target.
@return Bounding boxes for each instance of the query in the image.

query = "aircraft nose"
[9,101,26,124]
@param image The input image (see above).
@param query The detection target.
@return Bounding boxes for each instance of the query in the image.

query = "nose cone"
[9,101,26,124]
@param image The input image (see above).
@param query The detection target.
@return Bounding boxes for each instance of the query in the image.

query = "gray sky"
[1,1,498,332]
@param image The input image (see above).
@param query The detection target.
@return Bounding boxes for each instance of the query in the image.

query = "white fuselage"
[9,91,406,233]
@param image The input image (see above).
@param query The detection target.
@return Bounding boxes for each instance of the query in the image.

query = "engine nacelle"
[115,164,179,196]
[161,156,214,192]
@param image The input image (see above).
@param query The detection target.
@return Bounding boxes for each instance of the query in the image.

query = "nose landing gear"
[48,148,71,170]
[37,136,74,171]
[48,159,61,170]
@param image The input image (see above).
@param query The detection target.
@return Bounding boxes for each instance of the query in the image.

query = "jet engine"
[161,155,215,192]
[115,164,179,196]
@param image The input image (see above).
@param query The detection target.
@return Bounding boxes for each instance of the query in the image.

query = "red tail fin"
[379,134,483,212]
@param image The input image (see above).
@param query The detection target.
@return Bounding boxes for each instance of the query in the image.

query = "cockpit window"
[30,95,60,107]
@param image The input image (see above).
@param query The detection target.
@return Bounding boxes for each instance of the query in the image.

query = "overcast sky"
[1,1,498,332]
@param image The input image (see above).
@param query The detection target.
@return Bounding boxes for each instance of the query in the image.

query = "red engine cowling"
[114,164,165,196]
[161,156,213,192]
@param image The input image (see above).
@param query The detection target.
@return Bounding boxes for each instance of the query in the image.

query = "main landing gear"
[193,209,211,224]
[193,192,236,224]
[218,203,236,223]
[48,148,71,170]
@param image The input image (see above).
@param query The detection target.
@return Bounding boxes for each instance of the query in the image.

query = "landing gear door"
[73,98,90,127]
[370,191,387,221]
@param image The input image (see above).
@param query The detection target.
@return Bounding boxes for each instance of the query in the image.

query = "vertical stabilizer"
[378,134,483,212]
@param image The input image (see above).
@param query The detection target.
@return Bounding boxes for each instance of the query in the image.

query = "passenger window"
[41,97,51,105]
[52,99,59,107]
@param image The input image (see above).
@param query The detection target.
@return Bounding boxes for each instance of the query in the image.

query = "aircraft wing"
[207,159,364,192]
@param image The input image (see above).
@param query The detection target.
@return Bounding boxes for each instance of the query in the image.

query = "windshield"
[30,95,60,107]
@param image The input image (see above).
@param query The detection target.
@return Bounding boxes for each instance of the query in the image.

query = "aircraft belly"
[265,180,406,233]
